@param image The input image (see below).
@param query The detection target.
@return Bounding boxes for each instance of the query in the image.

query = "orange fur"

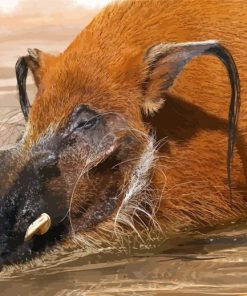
[27,0,247,232]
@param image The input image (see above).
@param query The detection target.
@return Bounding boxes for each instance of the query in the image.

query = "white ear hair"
[142,40,220,115]
[27,48,40,62]
[144,40,218,64]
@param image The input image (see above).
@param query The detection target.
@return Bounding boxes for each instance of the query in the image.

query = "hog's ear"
[25,48,55,87]
[141,40,237,115]
[15,49,55,120]
[141,40,241,193]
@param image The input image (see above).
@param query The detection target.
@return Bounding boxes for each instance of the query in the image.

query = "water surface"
[2,224,247,295]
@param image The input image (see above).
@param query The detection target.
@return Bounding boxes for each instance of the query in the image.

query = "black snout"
[0,151,69,266]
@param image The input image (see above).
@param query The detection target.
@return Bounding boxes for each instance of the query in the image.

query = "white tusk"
[24,213,51,241]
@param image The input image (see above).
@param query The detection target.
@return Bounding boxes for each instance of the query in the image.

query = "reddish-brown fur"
[26,0,247,234]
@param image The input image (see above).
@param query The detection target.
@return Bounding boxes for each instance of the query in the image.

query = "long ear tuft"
[142,40,240,194]
[15,48,43,121]
[15,57,30,121]
[15,49,56,120]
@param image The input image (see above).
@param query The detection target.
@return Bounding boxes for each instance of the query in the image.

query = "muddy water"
[2,225,247,295]
[1,5,247,296]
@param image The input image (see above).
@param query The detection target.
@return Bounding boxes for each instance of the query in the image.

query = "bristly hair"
[206,43,241,196]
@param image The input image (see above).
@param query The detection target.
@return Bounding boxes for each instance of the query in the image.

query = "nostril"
[39,163,60,180]
[32,151,60,180]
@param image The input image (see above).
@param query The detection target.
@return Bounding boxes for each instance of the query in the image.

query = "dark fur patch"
[205,44,241,195]
[15,57,31,121]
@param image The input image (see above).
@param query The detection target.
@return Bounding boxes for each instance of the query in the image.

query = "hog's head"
[0,35,239,266]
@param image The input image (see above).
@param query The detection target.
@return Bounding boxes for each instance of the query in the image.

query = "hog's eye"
[76,117,98,130]
[67,104,100,134]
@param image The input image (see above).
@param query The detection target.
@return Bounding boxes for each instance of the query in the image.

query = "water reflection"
[1,223,247,295]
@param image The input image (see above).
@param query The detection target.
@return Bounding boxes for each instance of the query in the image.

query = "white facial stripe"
[114,137,156,223]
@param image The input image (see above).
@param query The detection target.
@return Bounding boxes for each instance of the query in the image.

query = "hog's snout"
[0,150,69,266]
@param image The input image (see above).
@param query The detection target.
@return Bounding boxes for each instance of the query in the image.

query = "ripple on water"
[1,224,247,295]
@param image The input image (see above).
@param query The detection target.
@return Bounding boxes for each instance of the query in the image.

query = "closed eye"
[76,117,99,130]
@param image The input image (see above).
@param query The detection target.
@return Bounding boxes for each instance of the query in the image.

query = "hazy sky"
[0,0,111,13]
[0,0,114,43]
